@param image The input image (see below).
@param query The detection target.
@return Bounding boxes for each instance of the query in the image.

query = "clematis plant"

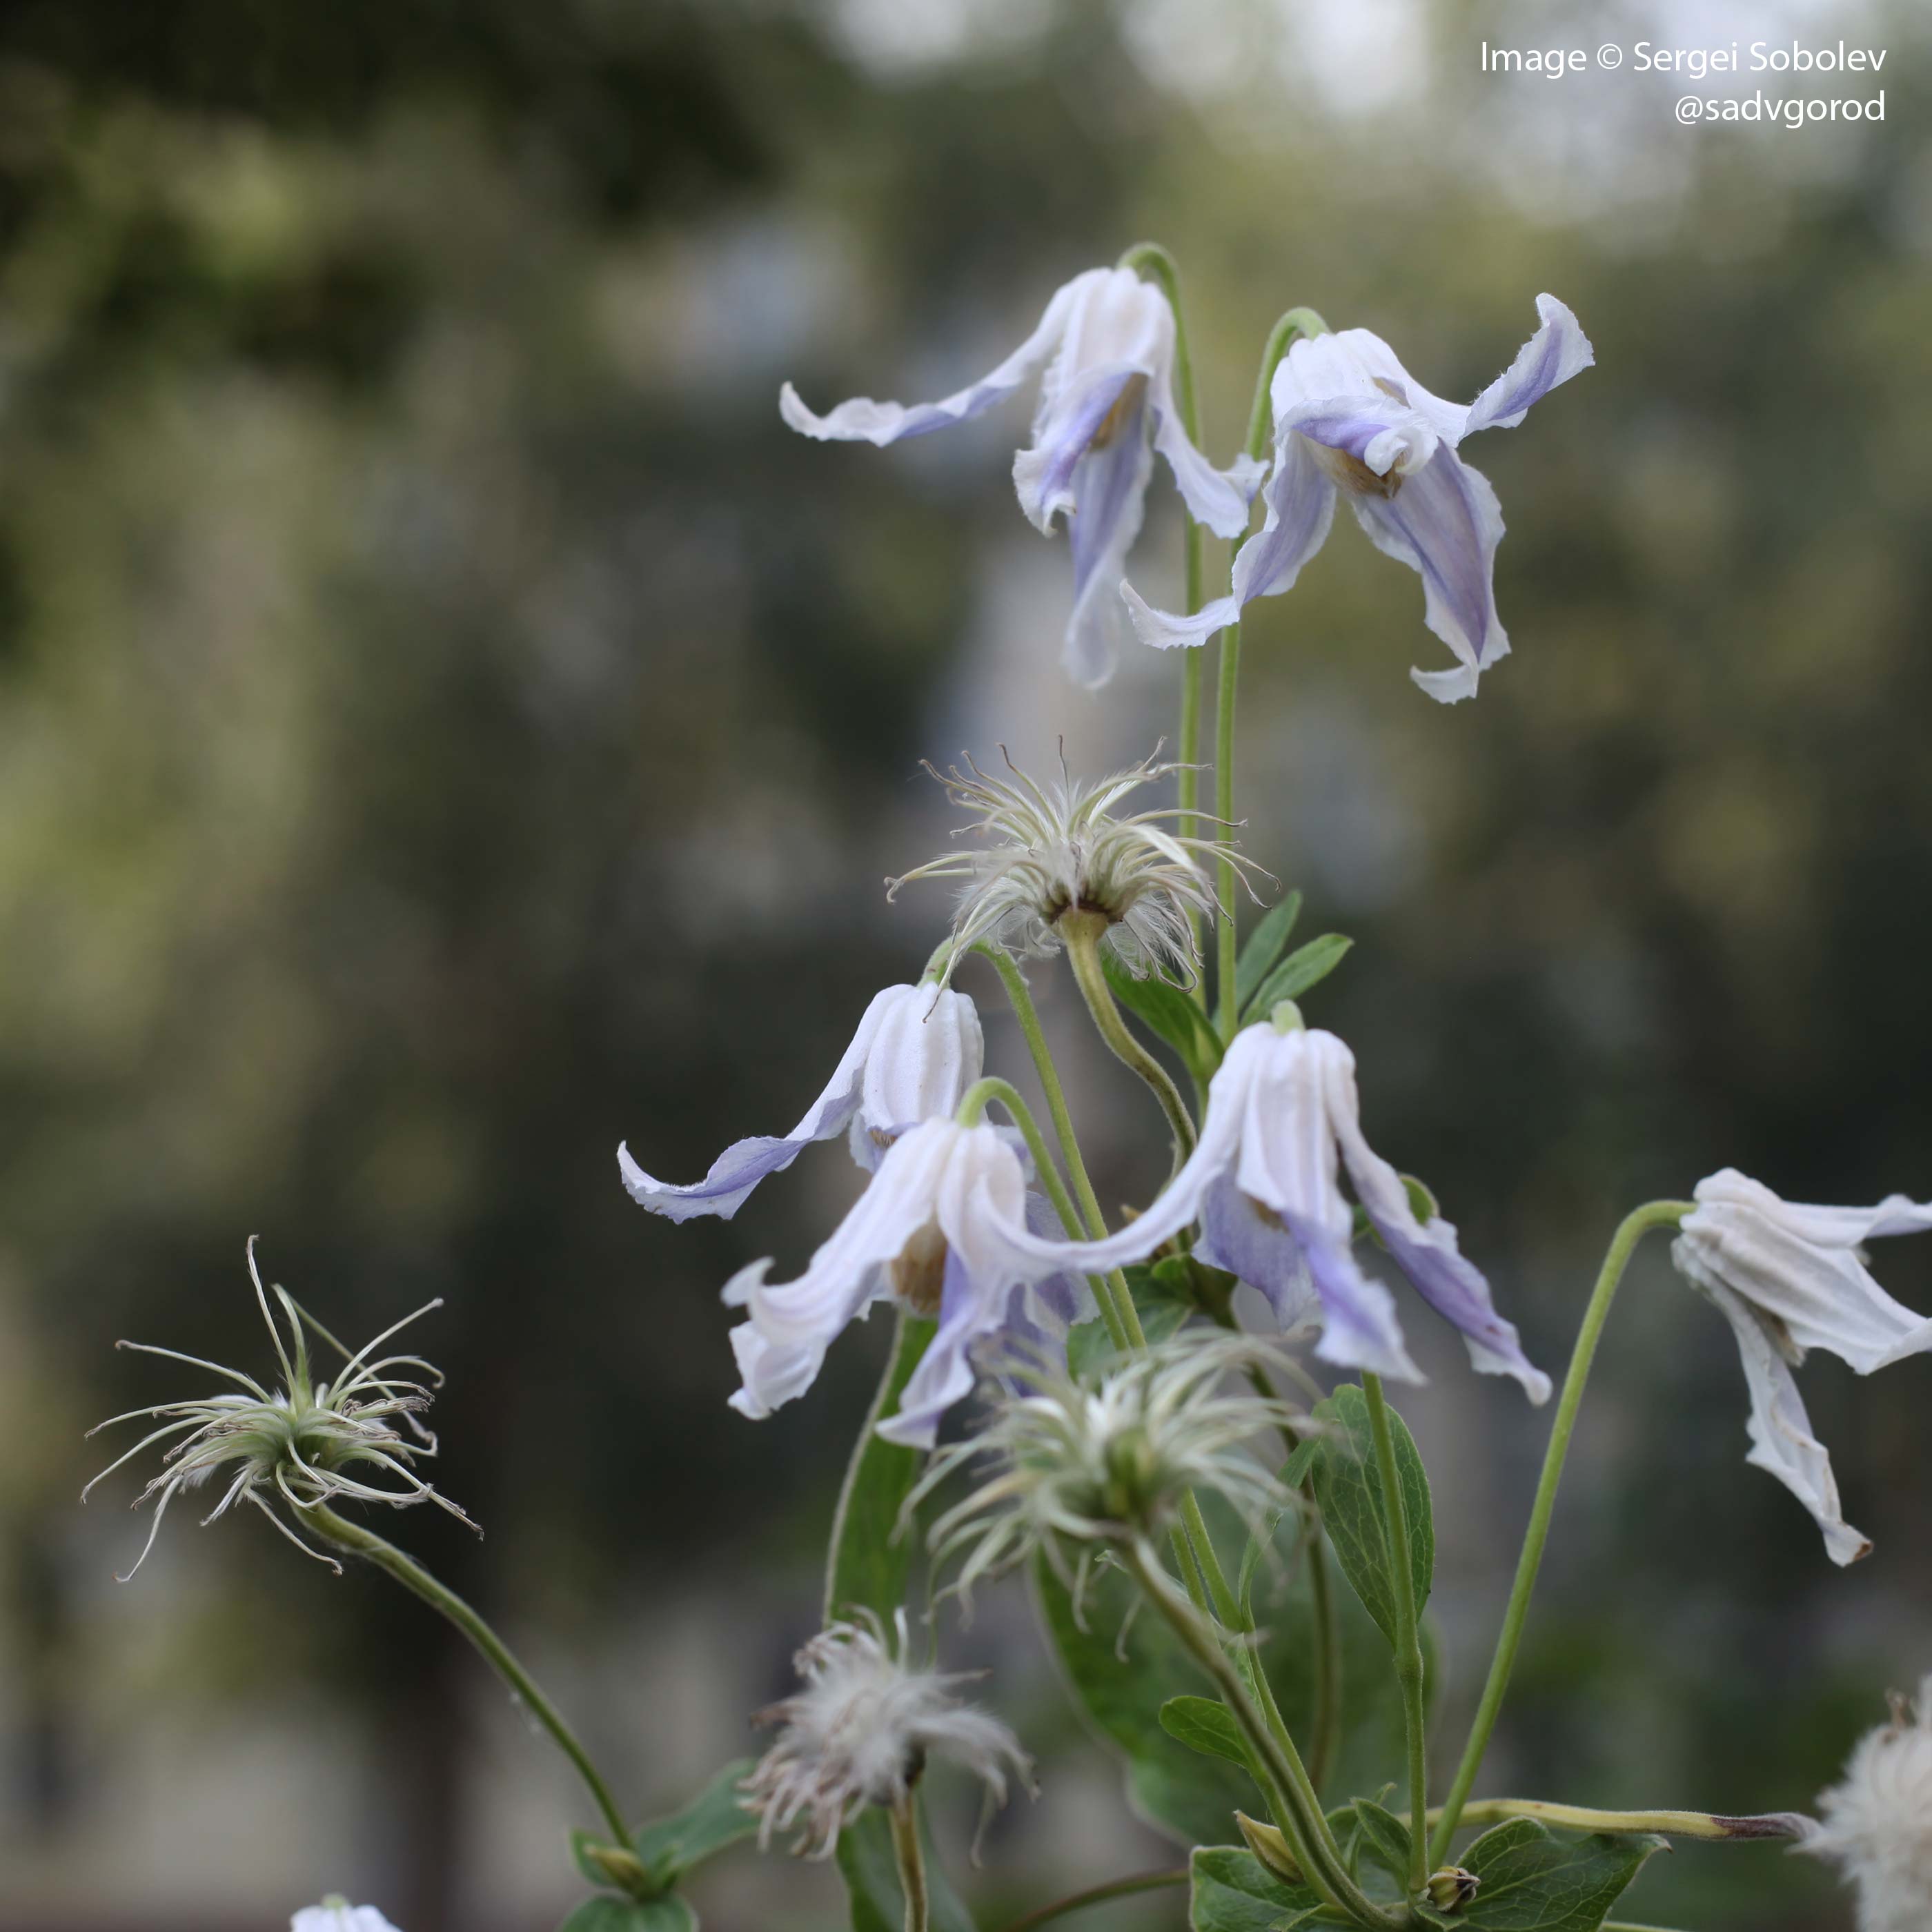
[87,243,1929,1932]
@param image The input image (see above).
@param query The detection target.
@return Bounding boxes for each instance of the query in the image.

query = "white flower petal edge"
[1804,1675,1932,1932]
[1124,294,1592,702]
[1671,1167,1932,1564]
[293,1904,404,1932]
[618,985,982,1222]
[782,266,1261,688]
[1027,1023,1550,1400]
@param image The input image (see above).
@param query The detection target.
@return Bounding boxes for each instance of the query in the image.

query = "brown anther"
[890,1222,949,1317]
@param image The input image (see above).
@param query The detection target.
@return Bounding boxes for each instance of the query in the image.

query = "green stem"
[889,1794,929,1932]
[954,1076,1085,1243]
[1428,1201,1694,1864]
[1058,914,1197,1164]
[1412,1799,1806,1843]
[1120,1539,1401,1929]
[310,1504,630,1846]
[993,1867,1187,1932]
[1362,1373,1428,1894]
[1305,1510,1342,1793]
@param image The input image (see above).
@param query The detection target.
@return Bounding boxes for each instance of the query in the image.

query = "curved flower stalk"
[1031,1018,1550,1400]
[723,1117,1088,1448]
[619,983,983,1221]
[83,1240,473,1577]
[1803,1676,1932,1931]
[889,747,1256,990]
[916,1333,1307,1607]
[1671,1169,1932,1564]
[293,1904,403,1932]
[780,266,1262,687]
[1125,295,1593,701]
[742,1609,1032,1860]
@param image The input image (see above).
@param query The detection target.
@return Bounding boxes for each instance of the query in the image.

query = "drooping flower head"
[1025,1017,1550,1401]
[741,1610,1032,1860]
[723,1116,1088,1448]
[619,982,983,1222]
[1802,1676,1932,1931]
[293,1904,404,1932]
[83,1239,473,1578]
[1671,1169,1932,1564]
[1125,295,1593,702]
[781,266,1262,687]
[917,1333,1306,1607]
[888,747,1250,990]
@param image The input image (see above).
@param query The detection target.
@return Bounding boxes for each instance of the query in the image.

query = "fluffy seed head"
[915,1333,1308,1606]
[84,1238,474,1579]
[887,747,1259,987]
[740,1610,1032,1859]
[1803,1676,1932,1931]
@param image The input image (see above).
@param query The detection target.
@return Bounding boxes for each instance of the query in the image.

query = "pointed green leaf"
[1232,889,1304,1018]
[824,1311,932,1624]
[1347,1800,1412,1884]
[631,1758,758,1883]
[1459,1817,1666,1930]
[835,1807,977,1932]
[1102,950,1223,1082]
[558,1899,695,1932]
[1242,935,1353,1023]
[1300,1385,1434,1651]
[1188,1845,1323,1932]
[1160,1695,1251,1768]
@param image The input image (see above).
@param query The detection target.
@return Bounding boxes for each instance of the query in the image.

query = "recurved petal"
[1348,442,1510,702]
[877,1248,1005,1448]
[1696,1274,1873,1566]
[1285,1210,1423,1382]
[1194,1173,1323,1331]
[1014,362,1147,534]
[859,985,985,1141]
[778,271,1087,446]
[1058,387,1156,687]
[1462,294,1595,437]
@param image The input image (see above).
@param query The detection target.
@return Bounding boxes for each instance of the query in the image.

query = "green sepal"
[1455,1816,1667,1930]
[1292,1385,1435,1652]
[1241,934,1353,1025]
[1159,1695,1251,1767]
[631,1758,758,1887]
[836,1806,977,1932]
[1230,890,1305,1021]
[557,1897,696,1932]
[1102,950,1224,1083]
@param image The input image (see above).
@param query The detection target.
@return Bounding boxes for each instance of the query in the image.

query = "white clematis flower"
[1028,1019,1550,1400]
[1671,1168,1932,1565]
[724,1117,1087,1447]
[293,1903,402,1932]
[781,266,1263,687]
[618,983,982,1223]
[1803,1675,1932,1931]
[1123,295,1593,702]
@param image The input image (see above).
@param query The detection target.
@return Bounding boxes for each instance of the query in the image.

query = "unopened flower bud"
[584,1844,654,1897]
[1426,1865,1481,1912]
[1236,1810,1303,1885]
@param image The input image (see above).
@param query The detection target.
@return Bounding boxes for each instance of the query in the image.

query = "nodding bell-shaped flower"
[888,747,1248,992]
[1803,1675,1932,1932]
[1031,1018,1550,1400]
[1671,1169,1932,1565]
[723,1117,1086,1448]
[618,983,983,1222]
[781,266,1263,688]
[293,1904,404,1932]
[742,1610,1033,1860]
[1124,295,1593,702]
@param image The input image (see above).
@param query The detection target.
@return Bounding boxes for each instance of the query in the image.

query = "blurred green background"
[1,1,1928,1927]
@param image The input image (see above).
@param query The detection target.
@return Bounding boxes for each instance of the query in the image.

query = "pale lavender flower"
[723,1118,1087,1447]
[1672,1169,1932,1564]
[782,266,1262,687]
[1029,1018,1550,1400]
[618,983,983,1222]
[742,1610,1032,1860]
[293,1904,404,1932]
[1124,295,1593,702]
[1802,1676,1932,1930]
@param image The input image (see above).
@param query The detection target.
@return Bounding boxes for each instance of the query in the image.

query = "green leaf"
[1232,889,1304,1018]
[1242,934,1353,1023]
[824,1311,933,1623]
[1187,1845,1323,1932]
[1102,950,1223,1083]
[1065,1260,1195,1379]
[1347,1799,1412,1883]
[1299,1385,1434,1651]
[632,1758,758,1884]
[557,1898,696,1932]
[835,1807,977,1932]
[1160,1695,1250,1768]
[1459,1817,1666,1931]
